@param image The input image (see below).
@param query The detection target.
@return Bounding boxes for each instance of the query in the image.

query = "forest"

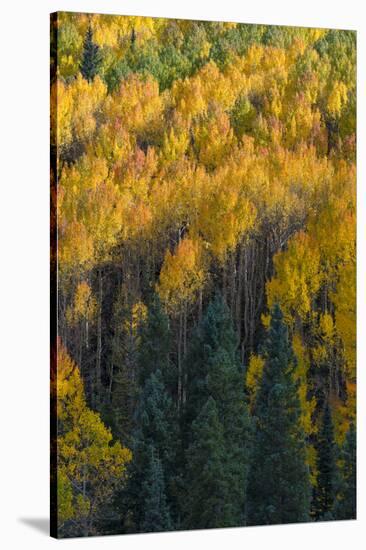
[50,12,356,538]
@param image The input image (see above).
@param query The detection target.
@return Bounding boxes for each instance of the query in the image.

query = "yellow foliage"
[104,74,164,139]
[53,15,356,467]
[123,301,148,335]
[162,127,190,162]
[327,81,348,117]
[261,313,271,329]
[172,76,206,120]
[319,313,335,342]
[58,155,126,268]
[292,334,317,436]
[51,79,72,149]
[193,108,236,170]
[330,391,355,445]
[246,354,265,407]
[332,260,356,380]
[57,469,74,525]
[158,237,207,311]
[193,167,256,261]
[56,346,132,530]
[306,444,318,486]
[66,281,97,325]
[267,231,321,323]
[54,75,107,150]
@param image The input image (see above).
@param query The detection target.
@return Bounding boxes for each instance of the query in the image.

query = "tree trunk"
[222,262,227,302]
[177,309,183,411]
[78,324,83,371]
[85,318,89,349]
[96,268,103,408]
[236,242,244,353]
[198,288,203,321]
[183,302,188,404]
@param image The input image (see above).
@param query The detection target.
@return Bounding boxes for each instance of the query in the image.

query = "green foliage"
[53,12,356,536]
[138,294,172,387]
[142,447,173,532]
[80,25,102,82]
[230,95,257,138]
[313,401,337,520]
[183,397,228,528]
[247,305,311,525]
[121,370,178,532]
[335,423,356,520]
[58,21,83,79]
[102,55,131,93]
[183,295,251,528]
[107,289,141,443]
[184,294,241,433]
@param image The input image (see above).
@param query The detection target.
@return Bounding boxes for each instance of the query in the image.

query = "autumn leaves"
[51,13,356,536]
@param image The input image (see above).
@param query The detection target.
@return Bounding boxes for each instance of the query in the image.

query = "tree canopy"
[51,12,356,537]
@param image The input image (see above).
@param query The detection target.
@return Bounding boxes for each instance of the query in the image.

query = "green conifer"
[313,401,337,520]
[335,422,356,520]
[142,447,172,532]
[122,370,178,532]
[247,304,311,526]
[183,397,228,529]
[80,25,102,82]
[138,294,172,388]
[183,294,251,527]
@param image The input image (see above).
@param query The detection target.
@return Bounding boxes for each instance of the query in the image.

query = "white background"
[0,0,365,548]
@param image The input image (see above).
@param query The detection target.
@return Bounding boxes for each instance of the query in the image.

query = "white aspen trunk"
[96,269,103,407]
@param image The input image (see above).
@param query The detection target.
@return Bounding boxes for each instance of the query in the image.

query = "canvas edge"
[50,10,59,540]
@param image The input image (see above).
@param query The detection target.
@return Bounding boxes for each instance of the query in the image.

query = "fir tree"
[313,401,337,520]
[80,25,102,82]
[207,345,251,525]
[183,294,251,527]
[138,294,172,388]
[183,397,228,529]
[121,369,178,532]
[142,447,172,532]
[247,304,311,526]
[184,293,245,435]
[335,422,356,520]
[107,288,140,443]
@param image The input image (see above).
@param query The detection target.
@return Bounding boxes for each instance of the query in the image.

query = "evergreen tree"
[335,422,356,520]
[80,25,102,82]
[183,397,228,529]
[183,294,251,527]
[121,369,178,532]
[184,293,245,435]
[142,447,172,532]
[313,401,337,520]
[138,294,172,388]
[107,288,140,444]
[247,304,311,526]
[207,346,251,525]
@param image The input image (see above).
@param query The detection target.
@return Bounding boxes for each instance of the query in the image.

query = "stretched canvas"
[50,11,356,538]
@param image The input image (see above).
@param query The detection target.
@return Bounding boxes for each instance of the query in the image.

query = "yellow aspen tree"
[56,346,132,536]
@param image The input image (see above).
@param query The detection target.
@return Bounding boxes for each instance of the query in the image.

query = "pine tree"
[107,289,140,443]
[183,294,251,527]
[183,397,228,529]
[313,401,337,520]
[80,25,102,82]
[247,304,311,526]
[335,422,356,520]
[184,293,245,434]
[142,447,172,532]
[121,369,178,532]
[207,345,251,525]
[138,294,172,388]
